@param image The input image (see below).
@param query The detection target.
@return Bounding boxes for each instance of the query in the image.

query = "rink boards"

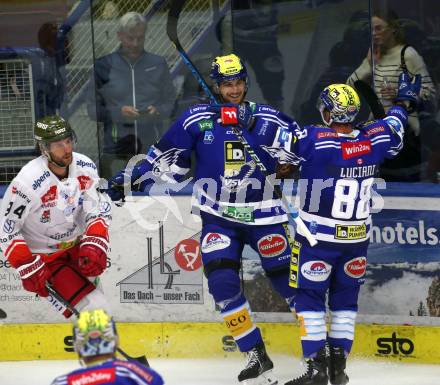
[1,321,440,364]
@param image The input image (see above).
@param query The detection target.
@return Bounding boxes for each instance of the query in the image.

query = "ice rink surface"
[1,356,439,385]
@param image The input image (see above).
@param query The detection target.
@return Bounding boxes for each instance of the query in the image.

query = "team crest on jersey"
[201,232,231,253]
[77,175,92,190]
[151,148,184,176]
[261,145,302,164]
[41,185,58,207]
[341,140,371,159]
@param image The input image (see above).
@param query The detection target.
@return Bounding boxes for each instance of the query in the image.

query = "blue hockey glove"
[105,162,149,201]
[208,103,254,129]
[394,71,422,113]
[105,170,129,202]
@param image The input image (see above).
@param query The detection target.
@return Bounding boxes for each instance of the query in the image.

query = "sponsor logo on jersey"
[198,119,213,131]
[189,106,206,113]
[3,219,15,234]
[257,234,287,257]
[32,171,50,190]
[224,305,253,337]
[341,140,371,159]
[289,240,301,288]
[76,159,97,170]
[201,232,231,253]
[77,175,92,190]
[41,185,58,206]
[203,130,214,144]
[49,225,77,241]
[258,120,269,136]
[259,106,277,113]
[224,141,245,176]
[11,186,31,203]
[335,224,367,240]
[40,209,51,223]
[317,131,338,139]
[301,260,332,282]
[344,256,366,278]
[222,206,254,223]
[365,126,385,136]
[68,368,116,385]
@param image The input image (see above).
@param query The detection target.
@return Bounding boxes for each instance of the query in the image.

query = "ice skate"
[285,347,328,385]
[328,346,349,385]
[238,342,278,385]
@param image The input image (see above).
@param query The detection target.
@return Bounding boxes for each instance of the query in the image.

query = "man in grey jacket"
[88,12,176,177]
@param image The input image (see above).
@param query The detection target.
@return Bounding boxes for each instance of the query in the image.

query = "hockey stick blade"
[166,0,317,247]
[45,284,149,366]
[353,80,386,119]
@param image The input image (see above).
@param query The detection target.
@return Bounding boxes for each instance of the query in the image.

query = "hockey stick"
[353,80,386,119]
[166,0,317,251]
[45,284,150,366]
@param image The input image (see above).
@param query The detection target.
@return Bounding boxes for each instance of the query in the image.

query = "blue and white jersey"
[138,102,297,225]
[50,359,163,385]
[289,106,406,245]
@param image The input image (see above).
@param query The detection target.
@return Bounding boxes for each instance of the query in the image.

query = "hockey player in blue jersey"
[106,53,301,384]
[283,73,421,385]
[50,309,163,385]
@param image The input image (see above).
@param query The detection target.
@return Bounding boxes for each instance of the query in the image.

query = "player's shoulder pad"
[181,103,215,131]
[114,359,160,384]
[187,103,211,115]
[253,103,279,115]
[355,120,388,138]
[14,156,49,191]
[74,152,98,171]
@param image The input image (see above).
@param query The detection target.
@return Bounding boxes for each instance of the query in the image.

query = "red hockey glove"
[16,254,51,297]
[78,235,109,276]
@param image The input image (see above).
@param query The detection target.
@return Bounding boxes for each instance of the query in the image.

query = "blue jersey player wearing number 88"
[284,72,421,385]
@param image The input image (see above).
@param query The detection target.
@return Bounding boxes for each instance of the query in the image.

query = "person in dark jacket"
[88,12,176,178]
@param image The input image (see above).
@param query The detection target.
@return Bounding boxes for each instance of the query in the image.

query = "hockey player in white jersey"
[0,116,112,318]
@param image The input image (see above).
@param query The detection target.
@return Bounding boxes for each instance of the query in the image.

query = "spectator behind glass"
[36,22,65,117]
[231,0,285,110]
[88,11,176,178]
[347,9,437,182]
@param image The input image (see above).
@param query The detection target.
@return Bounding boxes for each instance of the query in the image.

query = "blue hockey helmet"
[73,309,118,358]
[210,54,248,87]
[317,84,360,125]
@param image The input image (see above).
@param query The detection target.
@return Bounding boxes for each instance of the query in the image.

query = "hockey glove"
[78,235,109,276]
[394,71,422,113]
[208,103,254,129]
[106,160,152,201]
[16,254,51,297]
